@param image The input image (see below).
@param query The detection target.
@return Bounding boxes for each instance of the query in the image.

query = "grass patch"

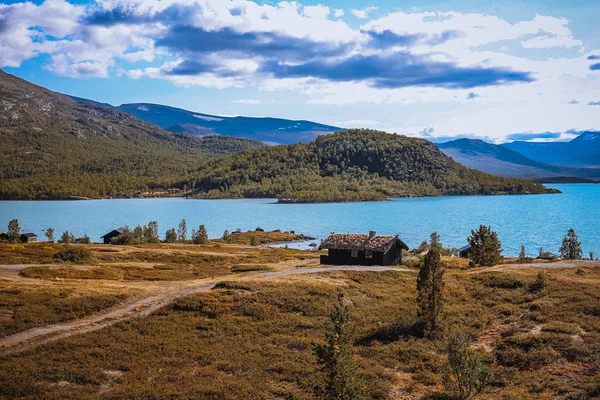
[0,287,129,338]
[230,264,271,273]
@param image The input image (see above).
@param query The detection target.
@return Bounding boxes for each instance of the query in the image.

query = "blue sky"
[1,0,599,142]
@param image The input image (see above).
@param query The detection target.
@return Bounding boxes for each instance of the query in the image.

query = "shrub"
[528,272,547,292]
[53,246,92,262]
[79,235,91,244]
[60,231,76,243]
[164,228,177,243]
[444,333,492,399]
[312,294,368,400]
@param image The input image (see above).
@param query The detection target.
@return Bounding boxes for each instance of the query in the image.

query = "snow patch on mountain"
[193,114,223,122]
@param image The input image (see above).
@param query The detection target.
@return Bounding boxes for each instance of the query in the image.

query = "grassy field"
[1,247,599,399]
[0,239,319,282]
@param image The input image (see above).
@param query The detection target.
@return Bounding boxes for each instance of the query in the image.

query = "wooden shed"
[20,233,38,243]
[319,231,409,266]
[101,228,126,244]
[459,245,472,258]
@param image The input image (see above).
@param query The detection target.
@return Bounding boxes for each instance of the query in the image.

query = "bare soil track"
[0,265,409,355]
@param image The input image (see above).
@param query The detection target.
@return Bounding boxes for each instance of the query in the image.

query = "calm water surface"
[1,184,598,256]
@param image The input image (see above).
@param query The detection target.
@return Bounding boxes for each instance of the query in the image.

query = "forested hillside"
[185,129,557,202]
[0,70,263,199]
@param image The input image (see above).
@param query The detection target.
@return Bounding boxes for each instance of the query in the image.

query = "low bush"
[52,246,92,262]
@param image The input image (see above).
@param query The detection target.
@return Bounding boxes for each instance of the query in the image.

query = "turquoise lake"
[0,184,598,257]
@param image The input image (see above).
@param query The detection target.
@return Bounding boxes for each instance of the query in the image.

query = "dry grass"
[5,242,317,281]
[0,285,130,338]
[1,241,599,399]
[0,265,598,399]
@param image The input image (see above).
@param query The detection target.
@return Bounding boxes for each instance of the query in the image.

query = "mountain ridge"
[438,138,600,179]
[503,131,600,167]
[70,96,342,144]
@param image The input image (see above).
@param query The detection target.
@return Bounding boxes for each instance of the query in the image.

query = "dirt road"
[0,265,410,355]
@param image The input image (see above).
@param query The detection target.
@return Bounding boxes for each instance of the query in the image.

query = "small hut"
[459,245,472,258]
[20,233,38,243]
[101,228,126,244]
[319,231,408,266]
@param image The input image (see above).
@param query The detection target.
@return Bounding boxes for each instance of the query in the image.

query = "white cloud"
[303,5,330,20]
[350,6,378,19]
[0,0,598,141]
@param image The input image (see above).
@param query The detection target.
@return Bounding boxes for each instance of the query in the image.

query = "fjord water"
[0,184,597,256]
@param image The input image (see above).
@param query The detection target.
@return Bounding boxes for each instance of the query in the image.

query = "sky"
[1,0,599,142]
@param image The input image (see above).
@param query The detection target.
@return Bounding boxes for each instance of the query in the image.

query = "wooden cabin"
[459,245,472,258]
[20,233,38,243]
[319,231,409,266]
[101,228,126,244]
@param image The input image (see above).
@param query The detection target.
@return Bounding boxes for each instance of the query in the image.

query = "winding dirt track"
[0,265,409,355]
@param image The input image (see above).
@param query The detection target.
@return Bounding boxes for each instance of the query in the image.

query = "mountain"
[0,70,263,200]
[116,103,342,144]
[438,139,600,179]
[70,98,341,145]
[182,129,557,203]
[503,132,600,167]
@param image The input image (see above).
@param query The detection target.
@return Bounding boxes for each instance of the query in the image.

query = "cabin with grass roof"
[319,231,408,266]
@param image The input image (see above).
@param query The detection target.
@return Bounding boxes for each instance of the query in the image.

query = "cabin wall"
[323,248,401,266]
[103,232,120,244]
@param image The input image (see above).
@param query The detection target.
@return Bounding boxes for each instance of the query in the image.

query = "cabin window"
[351,249,358,258]
[365,250,373,258]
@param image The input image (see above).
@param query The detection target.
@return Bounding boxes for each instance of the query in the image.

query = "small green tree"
[529,272,547,292]
[417,233,445,339]
[313,295,368,400]
[518,245,526,262]
[590,252,596,261]
[165,228,177,243]
[177,219,187,242]
[250,236,258,246]
[7,219,21,243]
[559,228,582,260]
[79,235,91,244]
[430,231,442,249]
[467,225,503,267]
[44,228,55,243]
[222,230,230,239]
[133,225,143,244]
[60,231,76,243]
[143,221,160,244]
[444,333,491,400]
[192,224,209,244]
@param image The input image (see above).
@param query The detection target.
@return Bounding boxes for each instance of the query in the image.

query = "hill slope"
[438,139,600,179]
[183,129,557,202]
[115,103,342,144]
[0,70,263,199]
[503,132,600,167]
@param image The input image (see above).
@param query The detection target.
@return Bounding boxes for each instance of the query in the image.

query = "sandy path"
[0,265,410,355]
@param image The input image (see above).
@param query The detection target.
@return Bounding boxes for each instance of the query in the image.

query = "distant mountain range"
[503,132,600,167]
[439,138,600,180]
[71,98,341,145]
